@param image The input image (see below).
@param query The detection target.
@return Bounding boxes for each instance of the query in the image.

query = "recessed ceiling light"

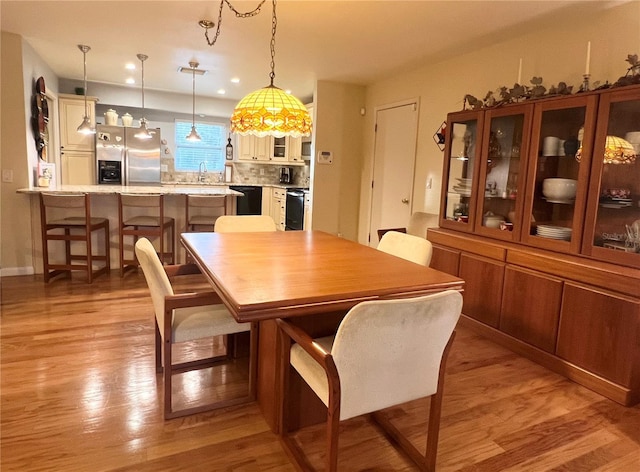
[125,63,136,70]
[230,77,240,84]
[217,89,226,95]
[285,89,292,94]
[126,77,135,85]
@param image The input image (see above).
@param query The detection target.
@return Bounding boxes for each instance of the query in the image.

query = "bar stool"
[185,194,227,232]
[39,192,110,283]
[118,193,174,277]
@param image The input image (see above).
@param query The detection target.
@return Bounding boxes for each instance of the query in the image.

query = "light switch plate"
[2,169,13,183]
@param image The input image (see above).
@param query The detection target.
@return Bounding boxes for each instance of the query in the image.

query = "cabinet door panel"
[582,87,640,269]
[500,266,563,353]
[431,245,460,276]
[459,253,504,327]
[61,151,95,185]
[59,97,96,151]
[557,283,640,387]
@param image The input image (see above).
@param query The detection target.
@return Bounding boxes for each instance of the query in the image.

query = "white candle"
[517,58,523,84]
[585,41,591,75]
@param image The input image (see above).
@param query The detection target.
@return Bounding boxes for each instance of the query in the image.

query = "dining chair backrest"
[214,215,277,233]
[377,230,433,266]
[135,238,174,329]
[331,290,462,420]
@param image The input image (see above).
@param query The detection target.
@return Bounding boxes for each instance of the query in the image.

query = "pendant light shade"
[135,53,153,140]
[231,85,312,138]
[229,0,312,138]
[76,44,95,135]
[186,60,202,142]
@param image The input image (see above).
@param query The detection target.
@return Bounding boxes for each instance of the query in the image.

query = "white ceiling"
[1,1,622,103]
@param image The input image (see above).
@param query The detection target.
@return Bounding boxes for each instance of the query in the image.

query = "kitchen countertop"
[17,184,243,196]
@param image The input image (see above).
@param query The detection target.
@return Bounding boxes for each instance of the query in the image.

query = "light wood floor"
[1,271,639,471]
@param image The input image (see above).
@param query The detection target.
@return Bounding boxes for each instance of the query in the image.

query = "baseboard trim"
[0,266,35,277]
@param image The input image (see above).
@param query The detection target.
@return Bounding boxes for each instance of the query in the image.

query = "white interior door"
[369,101,419,245]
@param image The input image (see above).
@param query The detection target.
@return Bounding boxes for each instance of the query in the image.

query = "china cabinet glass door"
[474,106,531,240]
[583,86,640,268]
[521,95,598,253]
[439,110,484,232]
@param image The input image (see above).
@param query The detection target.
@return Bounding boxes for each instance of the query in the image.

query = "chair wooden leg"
[163,334,172,420]
[64,228,72,265]
[86,228,93,284]
[155,322,162,373]
[326,384,340,471]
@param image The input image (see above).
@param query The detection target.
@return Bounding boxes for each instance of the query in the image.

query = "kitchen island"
[17,184,243,274]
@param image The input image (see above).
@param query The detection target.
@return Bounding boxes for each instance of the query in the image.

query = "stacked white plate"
[536,224,572,240]
[452,178,472,196]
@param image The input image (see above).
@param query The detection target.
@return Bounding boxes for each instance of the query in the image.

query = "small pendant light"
[76,44,95,135]
[135,53,153,140]
[185,61,202,142]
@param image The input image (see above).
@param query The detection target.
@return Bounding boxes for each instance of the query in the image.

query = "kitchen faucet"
[198,161,207,182]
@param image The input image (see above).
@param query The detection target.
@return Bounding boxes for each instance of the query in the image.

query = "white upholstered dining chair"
[276,290,462,471]
[377,230,434,266]
[214,214,277,233]
[135,237,256,419]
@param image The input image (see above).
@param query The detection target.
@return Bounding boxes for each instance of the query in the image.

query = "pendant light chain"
[201,0,266,47]
[269,0,277,86]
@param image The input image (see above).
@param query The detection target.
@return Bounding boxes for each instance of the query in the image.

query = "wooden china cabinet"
[430,84,640,406]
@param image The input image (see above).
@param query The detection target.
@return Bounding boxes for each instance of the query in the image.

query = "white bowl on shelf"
[542,178,577,202]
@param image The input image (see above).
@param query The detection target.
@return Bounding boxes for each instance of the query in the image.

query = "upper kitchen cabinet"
[439,109,484,233]
[474,105,532,241]
[236,134,304,164]
[582,86,640,268]
[237,134,270,161]
[59,93,97,152]
[58,93,97,184]
[520,94,599,253]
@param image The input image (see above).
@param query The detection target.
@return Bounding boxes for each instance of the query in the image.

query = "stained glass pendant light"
[186,61,202,142]
[230,0,312,138]
[76,44,95,135]
[135,53,153,140]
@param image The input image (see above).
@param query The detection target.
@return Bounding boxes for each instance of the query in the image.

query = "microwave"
[301,138,312,160]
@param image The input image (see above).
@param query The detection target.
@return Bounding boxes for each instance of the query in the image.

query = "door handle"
[401,198,409,204]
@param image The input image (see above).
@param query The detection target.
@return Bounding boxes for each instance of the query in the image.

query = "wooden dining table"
[181,230,464,431]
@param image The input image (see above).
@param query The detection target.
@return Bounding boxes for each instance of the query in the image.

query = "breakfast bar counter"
[17,185,243,273]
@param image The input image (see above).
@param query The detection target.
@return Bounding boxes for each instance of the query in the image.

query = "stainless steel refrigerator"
[96,124,161,185]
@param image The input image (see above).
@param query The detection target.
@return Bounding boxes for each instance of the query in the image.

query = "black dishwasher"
[285,189,305,230]
[229,186,262,215]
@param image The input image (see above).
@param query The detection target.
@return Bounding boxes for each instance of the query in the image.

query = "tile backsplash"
[161,160,310,187]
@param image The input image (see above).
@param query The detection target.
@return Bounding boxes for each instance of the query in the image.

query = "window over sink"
[174,120,227,172]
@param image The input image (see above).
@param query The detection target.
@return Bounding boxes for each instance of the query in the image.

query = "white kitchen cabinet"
[287,136,303,163]
[237,135,271,161]
[59,94,97,152]
[60,150,95,185]
[261,187,272,216]
[59,94,96,184]
[271,136,288,162]
[271,188,286,231]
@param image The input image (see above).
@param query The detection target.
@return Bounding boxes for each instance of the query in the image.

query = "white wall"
[1,32,59,275]
[312,81,365,240]
[358,0,640,243]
